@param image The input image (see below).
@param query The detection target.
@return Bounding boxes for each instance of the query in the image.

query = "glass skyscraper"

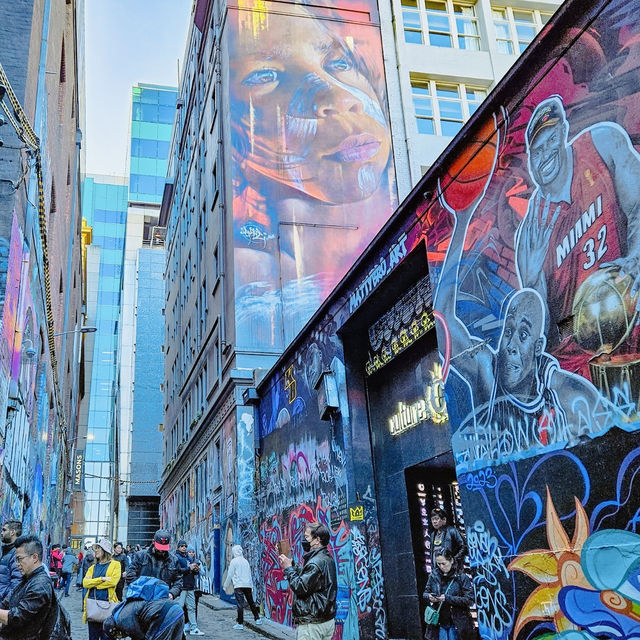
[117,83,177,544]
[129,83,176,204]
[80,176,128,542]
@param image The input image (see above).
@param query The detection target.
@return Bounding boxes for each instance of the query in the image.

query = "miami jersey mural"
[424,1,640,639]
[229,0,397,350]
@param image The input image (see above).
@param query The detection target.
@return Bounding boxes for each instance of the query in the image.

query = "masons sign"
[73,450,84,490]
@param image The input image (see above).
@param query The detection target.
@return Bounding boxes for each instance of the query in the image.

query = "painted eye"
[242,69,279,86]
[325,56,352,73]
[520,330,529,341]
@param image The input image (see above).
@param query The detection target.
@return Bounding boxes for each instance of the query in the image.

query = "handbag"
[86,595,118,623]
[86,562,118,623]
[424,579,454,625]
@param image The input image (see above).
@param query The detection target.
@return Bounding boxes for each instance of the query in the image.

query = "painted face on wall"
[231,6,391,204]
[496,292,545,396]
[528,121,569,188]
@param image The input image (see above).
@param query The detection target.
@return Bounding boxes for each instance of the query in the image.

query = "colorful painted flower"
[508,487,591,637]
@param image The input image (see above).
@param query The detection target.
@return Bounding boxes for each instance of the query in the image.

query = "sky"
[83,0,192,176]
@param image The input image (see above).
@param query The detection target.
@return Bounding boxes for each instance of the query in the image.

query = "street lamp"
[53,326,97,337]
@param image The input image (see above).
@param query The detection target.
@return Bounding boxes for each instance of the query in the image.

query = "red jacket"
[50,548,63,570]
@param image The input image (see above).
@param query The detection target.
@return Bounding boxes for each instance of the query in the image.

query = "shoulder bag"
[424,579,454,625]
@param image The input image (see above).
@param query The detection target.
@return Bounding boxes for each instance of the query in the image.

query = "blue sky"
[84,0,192,175]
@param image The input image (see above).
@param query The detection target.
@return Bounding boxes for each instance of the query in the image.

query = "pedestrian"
[112,542,128,601]
[80,549,95,595]
[83,539,121,640]
[77,549,86,590]
[126,530,182,600]
[278,523,337,640]
[0,521,23,603]
[50,544,63,589]
[423,551,475,640]
[429,509,467,571]
[60,545,77,597]
[176,543,204,636]
[223,545,262,630]
[0,535,57,640]
[104,596,184,640]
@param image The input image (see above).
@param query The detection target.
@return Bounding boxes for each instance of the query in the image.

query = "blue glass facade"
[130,250,165,497]
[81,176,128,540]
[129,84,177,203]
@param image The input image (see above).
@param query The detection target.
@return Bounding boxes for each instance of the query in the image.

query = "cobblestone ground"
[60,584,271,640]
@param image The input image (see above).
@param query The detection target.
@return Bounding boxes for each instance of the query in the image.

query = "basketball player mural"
[516,95,640,381]
[434,115,620,472]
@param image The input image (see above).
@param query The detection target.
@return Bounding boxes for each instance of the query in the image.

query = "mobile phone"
[277,540,291,557]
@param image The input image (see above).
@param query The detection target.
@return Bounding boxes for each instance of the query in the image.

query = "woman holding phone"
[423,551,476,640]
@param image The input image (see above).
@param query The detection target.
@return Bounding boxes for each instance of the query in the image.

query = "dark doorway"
[405,456,467,597]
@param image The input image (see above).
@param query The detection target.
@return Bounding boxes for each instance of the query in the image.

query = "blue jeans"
[439,626,457,640]
[88,620,108,640]
[61,572,72,596]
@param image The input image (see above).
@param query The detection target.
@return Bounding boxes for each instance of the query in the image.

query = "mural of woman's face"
[231,7,391,204]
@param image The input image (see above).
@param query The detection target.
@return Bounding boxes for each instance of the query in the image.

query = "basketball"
[572,266,639,354]
[440,120,498,210]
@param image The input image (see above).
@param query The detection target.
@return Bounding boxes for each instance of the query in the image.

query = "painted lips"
[326,135,381,163]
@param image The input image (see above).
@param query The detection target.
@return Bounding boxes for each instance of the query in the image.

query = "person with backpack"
[0,535,57,640]
[103,578,184,640]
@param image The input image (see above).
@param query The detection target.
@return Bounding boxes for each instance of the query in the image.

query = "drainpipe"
[60,128,82,406]
[214,35,227,376]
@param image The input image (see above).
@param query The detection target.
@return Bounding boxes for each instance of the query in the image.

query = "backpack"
[122,576,169,602]
[50,600,72,640]
[40,591,71,640]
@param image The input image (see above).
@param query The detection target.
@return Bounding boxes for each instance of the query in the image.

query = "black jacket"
[284,547,337,625]
[0,565,56,640]
[0,543,21,602]
[126,549,183,599]
[430,526,467,567]
[175,552,199,591]
[112,553,128,588]
[423,569,475,640]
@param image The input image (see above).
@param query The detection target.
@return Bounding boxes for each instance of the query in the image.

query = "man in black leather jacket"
[278,523,337,640]
[126,530,183,600]
[0,535,57,640]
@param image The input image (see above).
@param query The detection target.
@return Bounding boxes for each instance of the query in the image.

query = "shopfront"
[341,244,468,639]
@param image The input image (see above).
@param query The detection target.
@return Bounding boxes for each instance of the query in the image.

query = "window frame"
[491,5,553,55]
[411,77,487,137]
[400,0,482,50]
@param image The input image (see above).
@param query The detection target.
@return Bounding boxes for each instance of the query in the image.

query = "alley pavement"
[60,584,291,640]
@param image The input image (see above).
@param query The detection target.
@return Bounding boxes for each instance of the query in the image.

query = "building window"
[401,0,423,43]
[426,1,480,50]
[411,78,486,137]
[491,6,552,54]
[401,0,480,49]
